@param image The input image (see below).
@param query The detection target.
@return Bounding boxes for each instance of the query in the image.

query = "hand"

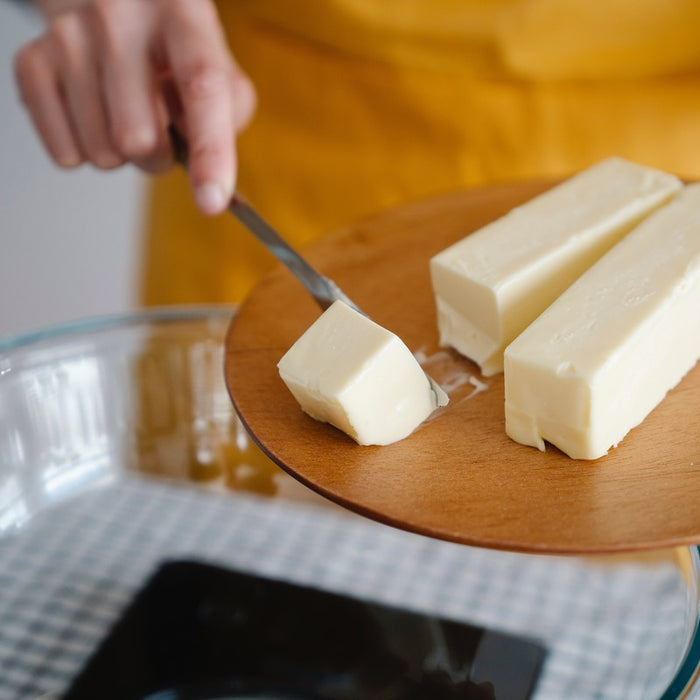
[14,0,256,215]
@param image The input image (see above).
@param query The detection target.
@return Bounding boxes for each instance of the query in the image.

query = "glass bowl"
[0,306,698,699]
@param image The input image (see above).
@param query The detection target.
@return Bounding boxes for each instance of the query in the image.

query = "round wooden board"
[225,179,700,555]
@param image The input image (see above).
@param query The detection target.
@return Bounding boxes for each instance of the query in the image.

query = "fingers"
[92,0,172,174]
[48,10,124,169]
[14,39,83,168]
[163,0,238,215]
[15,0,168,174]
[14,7,124,171]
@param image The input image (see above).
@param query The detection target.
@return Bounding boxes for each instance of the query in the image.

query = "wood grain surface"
[224,179,700,555]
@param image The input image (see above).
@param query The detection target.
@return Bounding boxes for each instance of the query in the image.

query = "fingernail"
[57,151,82,168]
[95,151,123,169]
[123,126,157,157]
[195,181,227,215]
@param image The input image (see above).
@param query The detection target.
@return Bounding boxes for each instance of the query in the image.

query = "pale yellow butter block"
[504,183,700,460]
[430,158,682,376]
[277,300,439,446]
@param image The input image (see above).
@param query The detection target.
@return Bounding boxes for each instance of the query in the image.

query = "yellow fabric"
[141,0,700,306]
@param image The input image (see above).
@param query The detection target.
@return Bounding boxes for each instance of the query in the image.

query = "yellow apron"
[141,0,700,306]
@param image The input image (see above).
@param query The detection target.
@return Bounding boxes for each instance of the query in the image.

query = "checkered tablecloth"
[0,476,691,699]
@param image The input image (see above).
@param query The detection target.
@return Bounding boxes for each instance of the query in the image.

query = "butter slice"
[430,158,681,376]
[277,300,438,445]
[504,183,700,460]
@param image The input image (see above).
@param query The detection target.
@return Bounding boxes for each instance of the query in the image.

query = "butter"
[430,158,682,376]
[504,184,700,460]
[277,300,439,445]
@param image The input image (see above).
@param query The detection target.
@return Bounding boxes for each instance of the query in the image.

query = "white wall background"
[0,2,143,339]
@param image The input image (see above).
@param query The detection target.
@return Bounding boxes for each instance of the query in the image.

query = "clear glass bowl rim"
[0,304,237,354]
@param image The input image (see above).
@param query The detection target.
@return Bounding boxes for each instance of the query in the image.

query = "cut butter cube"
[504,183,700,460]
[277,300,439,446]
[430,157,682,376]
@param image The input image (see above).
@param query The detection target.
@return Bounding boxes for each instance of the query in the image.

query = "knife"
[169,126,448,406]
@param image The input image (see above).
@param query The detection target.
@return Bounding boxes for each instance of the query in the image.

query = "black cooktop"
[64,559,546,700]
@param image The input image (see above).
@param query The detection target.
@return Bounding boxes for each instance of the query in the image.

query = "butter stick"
[430,158,681,376]
[278,300,439,446]
[504,183,700,460]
